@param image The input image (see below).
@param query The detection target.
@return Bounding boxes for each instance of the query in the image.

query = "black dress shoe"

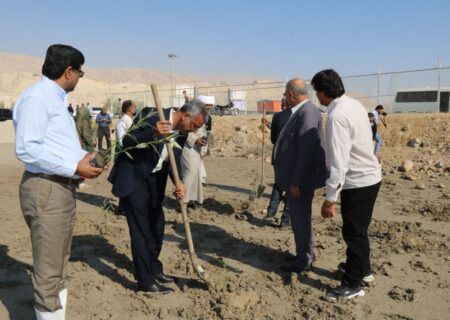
[284,254,297,262]
[138,283,174,294]
[280,263,313,274]
[187,201,196,209]
[156,273,176,284]
[264,213,276,221]
[279,219,291,228]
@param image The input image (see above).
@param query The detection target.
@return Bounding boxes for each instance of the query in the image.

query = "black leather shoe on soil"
[280,263,313,274]
[284,254,297,262]
[156,273,176,284]
[279,220,290,228]
[138,283,174,294]
[187,201,196,209]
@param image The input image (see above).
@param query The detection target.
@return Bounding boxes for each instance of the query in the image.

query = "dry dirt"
[0,113,449,320]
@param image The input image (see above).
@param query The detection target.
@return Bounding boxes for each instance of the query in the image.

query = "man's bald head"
[284,78,308,107]
[287,78,307,95]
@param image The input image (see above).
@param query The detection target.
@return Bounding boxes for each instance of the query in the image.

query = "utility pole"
[168,54,178,107]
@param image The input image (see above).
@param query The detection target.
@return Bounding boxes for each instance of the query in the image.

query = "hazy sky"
[1,0,449,79]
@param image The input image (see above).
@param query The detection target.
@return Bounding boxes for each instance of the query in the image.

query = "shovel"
[151,84,210,286]
[257,104,266,198]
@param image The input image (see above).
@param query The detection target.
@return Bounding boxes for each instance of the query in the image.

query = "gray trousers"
[287,191,315,268]
[19,172,76,312]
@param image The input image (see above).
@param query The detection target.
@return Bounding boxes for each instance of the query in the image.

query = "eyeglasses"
[70,68,84,78]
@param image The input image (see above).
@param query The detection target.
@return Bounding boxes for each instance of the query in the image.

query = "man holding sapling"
[108,99,209,293]
[14,44,105,320]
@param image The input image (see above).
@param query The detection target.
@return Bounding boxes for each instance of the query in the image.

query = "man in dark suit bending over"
[108,100,208,293]
[274,78,328,274]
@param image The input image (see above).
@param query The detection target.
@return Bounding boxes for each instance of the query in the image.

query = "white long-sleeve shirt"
[325,95,381,202]
[13,76,86,178]
[115,114,133,145]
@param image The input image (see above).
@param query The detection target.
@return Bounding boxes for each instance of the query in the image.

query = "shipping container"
[257,100,282,113]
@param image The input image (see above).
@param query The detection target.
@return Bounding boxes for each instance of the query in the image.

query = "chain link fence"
[110,65,450,116]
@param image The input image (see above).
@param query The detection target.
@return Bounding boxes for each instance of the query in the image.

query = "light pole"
[168,54,177,106]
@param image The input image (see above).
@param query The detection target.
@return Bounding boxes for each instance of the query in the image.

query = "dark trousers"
[287,190,315,268]
[341,181,381,288]
[98,126,111,150]
[267,183,290,222]
[121,170,168,288]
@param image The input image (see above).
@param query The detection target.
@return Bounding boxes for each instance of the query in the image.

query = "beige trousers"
[19,172,76,312]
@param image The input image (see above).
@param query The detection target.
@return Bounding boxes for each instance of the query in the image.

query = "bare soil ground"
[0,113,449,319]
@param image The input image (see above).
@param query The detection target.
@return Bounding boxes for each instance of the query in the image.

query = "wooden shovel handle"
[150,84,197,258]
[261,105,266,183]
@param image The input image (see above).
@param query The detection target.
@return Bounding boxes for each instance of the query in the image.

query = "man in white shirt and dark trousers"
[115,100,137,145]
[14,44,105,320]
[311,69,382,301]
[114,100,137,215]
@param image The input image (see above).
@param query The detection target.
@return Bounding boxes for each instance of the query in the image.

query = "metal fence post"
[377,64,381,106]
[437,58,441,111]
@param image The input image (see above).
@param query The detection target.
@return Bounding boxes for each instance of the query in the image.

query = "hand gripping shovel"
[257,104,266,198]
[151,84,210,286]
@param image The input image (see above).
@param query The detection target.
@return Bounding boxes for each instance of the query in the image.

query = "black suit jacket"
[270,109,292,144]
[273,101,328,192]
[108,108,185,198]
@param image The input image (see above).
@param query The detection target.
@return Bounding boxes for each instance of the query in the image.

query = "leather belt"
[27,172,82,186]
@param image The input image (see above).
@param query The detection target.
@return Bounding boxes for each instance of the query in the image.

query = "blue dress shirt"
[13,76,87,178]
[96,113,111,128]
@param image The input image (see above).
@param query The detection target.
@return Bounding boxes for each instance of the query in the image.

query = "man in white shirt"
[113,100,137,215]
[115,100,137,145]
[311,69,382,301]
[14,44,105,320]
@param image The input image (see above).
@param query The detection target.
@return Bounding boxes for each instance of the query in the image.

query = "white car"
[90,106,114,119]
[89,106,103,118]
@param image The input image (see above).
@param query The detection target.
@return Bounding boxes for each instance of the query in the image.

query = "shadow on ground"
[0,244,34,320]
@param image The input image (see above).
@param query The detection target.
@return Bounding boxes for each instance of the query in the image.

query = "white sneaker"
[326,285,365,301]
[337,262,374,284]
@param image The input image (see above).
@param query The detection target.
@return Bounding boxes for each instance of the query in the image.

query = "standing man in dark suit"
[108,100,209,293]
[274,78,328,273]
[262,98,292,227]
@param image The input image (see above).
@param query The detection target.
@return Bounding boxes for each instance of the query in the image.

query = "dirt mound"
[1,112,449,319]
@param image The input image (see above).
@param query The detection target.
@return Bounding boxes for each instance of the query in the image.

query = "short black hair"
[42,44,85,80]
[311,69,345,99]
[375,104,384,110]
[121,100,134,114]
